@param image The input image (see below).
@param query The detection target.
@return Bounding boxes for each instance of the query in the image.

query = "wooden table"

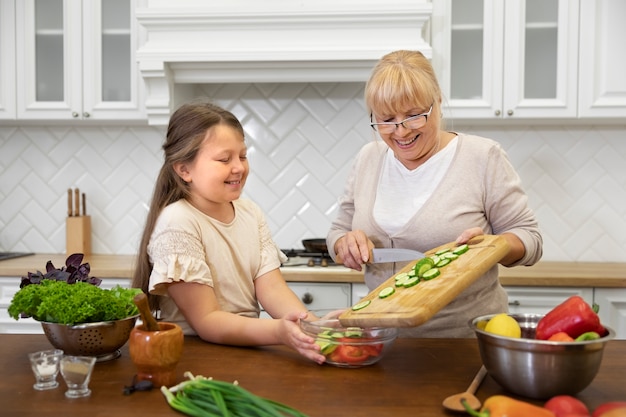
[2,335,625,417]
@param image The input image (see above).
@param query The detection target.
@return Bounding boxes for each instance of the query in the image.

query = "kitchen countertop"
[2,334,625,417]
[0,254,625,287]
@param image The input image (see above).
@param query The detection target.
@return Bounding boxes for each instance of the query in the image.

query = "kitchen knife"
[369,248,425,264]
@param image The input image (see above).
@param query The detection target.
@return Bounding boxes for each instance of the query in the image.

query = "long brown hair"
[131,100,244,311]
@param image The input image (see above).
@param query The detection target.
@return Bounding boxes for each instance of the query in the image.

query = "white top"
[374,137,458,236]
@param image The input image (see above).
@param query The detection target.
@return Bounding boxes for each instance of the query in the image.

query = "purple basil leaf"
[76,263,91,281]
[45,261,57,274]
[66,253,84,269]
[87,277,102,286]
[45,269,71,282]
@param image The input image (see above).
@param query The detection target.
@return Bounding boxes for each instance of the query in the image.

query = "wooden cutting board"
[338,235,510,328]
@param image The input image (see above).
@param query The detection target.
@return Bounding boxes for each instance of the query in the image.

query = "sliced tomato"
[362,344,383,357]
[334,345,369,364]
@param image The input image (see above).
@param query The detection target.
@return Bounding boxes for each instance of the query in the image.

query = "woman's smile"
[394,133,420,148]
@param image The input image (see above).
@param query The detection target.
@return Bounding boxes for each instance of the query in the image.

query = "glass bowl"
[300,317,398,368]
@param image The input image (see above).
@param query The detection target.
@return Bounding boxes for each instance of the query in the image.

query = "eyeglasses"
[370,105,433,133]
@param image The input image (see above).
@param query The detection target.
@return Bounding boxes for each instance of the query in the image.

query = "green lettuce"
[8,279,141,325]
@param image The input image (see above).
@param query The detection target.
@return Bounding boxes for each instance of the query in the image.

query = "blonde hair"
[131,100,244,311]
[365,50,442,117]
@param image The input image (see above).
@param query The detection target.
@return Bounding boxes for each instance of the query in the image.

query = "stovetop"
[280,249,338,267]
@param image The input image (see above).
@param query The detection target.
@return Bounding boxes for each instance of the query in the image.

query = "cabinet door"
[0,0,16,119]
[82,0,144,120]
[16,0,83,119]
[594,288,626,340]
[504,286,593,315]
[502,0,578,118]
[578,0,626,118]
[431,0,503,119]
[432,0,578,119]
[15,0,143,120]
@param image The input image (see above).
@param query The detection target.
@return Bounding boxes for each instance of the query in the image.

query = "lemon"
[484,314,521,338]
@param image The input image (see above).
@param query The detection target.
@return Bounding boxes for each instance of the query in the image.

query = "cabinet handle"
[301,292,313,305]
[494,109,501,116]
[507,109,514,116]
[72,112,79,118]
[508,300,521,306]
[83,112,90,118]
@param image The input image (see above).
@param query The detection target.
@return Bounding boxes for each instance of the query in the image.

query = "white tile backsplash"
[1,82,625,262]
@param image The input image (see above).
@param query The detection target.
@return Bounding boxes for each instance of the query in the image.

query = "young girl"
[132,100,325,364]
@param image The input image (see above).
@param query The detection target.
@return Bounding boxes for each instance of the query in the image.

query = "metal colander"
[41,314,139,362]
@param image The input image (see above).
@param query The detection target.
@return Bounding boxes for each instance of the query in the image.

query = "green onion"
[161,372,309,417]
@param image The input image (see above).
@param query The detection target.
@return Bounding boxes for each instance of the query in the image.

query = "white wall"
[1,82,625,261]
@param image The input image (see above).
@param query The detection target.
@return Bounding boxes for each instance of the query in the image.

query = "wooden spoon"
[133,292,160,331]
[442,365,487,412]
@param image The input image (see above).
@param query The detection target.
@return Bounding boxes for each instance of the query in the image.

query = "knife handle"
[333,249,374,265]
[67,188,73,217]
[74,188,80,217]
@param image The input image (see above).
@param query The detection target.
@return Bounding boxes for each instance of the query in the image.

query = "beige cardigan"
[327,134,543,337]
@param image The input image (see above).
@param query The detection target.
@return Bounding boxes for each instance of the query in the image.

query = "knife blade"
[369,248,425,264]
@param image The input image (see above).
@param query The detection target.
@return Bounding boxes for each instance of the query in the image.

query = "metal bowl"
[470,313,615,399]
[40,314,139,362]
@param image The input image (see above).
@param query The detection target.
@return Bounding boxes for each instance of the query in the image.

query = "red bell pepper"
[536,296,606,340]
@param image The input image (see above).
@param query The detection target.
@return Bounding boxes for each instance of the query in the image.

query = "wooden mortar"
[129,321,184,387]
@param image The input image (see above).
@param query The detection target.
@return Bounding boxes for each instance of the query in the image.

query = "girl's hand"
[278,311,326,364]
[334,231,374,271]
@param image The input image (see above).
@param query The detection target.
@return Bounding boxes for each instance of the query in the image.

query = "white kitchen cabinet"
[14,0,144,121]
[0,277,130,334]
[0,277,43,333]
[260,282,352,319]
[504,286,593,315]
[0,0,15,119]
[593,288,626,340]
[431,0,579,120]
[351,283,370,305]
[578,0,626,118]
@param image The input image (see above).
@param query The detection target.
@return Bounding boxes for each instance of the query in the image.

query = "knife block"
[66,216,91,256]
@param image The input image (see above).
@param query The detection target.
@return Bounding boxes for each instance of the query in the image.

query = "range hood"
[135,0,433,125]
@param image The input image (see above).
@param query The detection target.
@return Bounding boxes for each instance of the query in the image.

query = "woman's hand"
[334,231,374,271]
[456,228,525,266]
[455,227,485,244]
[278,311,326,364]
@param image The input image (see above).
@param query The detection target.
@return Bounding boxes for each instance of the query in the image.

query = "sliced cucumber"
[430,255,441,265]
[316,339,338,355]
[402,276,420,288]
[395,272,410,281]
[442,252,459,260]
[317,329,334,339]
[345,328,363,338]
[453,244,469,255]
[395,276,409,287]
[435,258,451,268]
[416,263,433,278]
[351,299,371,311]
[378,286,395,298]
[422,268,441,280]
[435,248,451,256]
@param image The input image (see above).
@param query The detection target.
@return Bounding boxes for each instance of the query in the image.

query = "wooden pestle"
[133,293,160,332]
